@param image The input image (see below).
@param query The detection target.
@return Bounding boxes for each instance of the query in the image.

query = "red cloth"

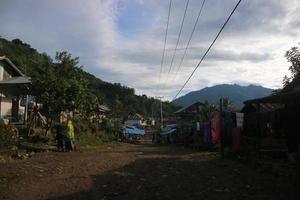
[211,112,221,144]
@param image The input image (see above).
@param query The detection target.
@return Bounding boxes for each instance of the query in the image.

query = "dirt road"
[0,143,299,200]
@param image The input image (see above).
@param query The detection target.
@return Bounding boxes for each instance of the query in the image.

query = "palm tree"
[197,101,216,122]
[221,97,235,111]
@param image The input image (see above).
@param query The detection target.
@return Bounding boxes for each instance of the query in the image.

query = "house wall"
[0,94,25,121]
[125,120,142,127]
[0,96,12,116]
[0,58,28,123]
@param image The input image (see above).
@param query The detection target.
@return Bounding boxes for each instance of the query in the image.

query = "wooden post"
[24,95,29,124]
[220,98,225,159]
[257,103,261,158]
[0,96,2,115]
[160,100,163,128]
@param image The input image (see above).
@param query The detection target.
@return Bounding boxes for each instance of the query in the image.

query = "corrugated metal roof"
[244,90,300,104]
[127,113,144,120]
[174,101,204,114]
[0,76,31,85]
[98,105,110,112]
[251,103,284,112]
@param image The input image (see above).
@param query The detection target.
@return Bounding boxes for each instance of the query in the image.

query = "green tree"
[36,51,89,121]
[0,37,179,121]
[197,101,216,122]
[283,44,300,91]
[221,97,235,110]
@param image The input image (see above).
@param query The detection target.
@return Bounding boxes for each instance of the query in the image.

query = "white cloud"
[0,0,299,100]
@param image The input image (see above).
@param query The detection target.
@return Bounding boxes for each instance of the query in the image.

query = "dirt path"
[0,143,299,200]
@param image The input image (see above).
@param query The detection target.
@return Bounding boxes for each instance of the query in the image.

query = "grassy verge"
[75,132,117,150]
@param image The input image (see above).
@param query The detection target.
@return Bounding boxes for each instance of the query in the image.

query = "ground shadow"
[46,147,300,200]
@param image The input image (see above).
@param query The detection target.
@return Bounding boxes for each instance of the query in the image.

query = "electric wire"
[161,0,190,94]
[172,0,243,101]
[158,0,172,87]
[172,0,206,82]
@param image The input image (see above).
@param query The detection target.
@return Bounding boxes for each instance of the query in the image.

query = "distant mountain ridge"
[173,84,273,109]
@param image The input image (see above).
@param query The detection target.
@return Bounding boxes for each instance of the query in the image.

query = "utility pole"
[156,96,164,128]
[160,100,163,128]
[220,97,224,160]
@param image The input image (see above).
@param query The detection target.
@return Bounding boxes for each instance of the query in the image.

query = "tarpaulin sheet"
[122,128,145,135]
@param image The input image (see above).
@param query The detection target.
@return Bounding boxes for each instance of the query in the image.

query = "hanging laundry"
[236,112,244,129]
[211,112,221,144]
[203,122,211,145]
[196,122,200,131]
[223,111,233,124]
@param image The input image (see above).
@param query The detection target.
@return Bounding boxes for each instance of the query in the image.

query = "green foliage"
[73,116,95,135]
[36,51,89,121]
[197,101,216,122]
[75,132,116,149]
[0,123,19,156]
[0,37,178,121]
[196,98,234,122]
[52,123,67,135]
[72,117,119,149]
[285,45,300,78]
[283,43,300,91]
[101,118,122,137]
[173,84,273,109]
[221,97,235,111]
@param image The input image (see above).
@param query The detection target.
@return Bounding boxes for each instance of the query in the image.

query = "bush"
[101,118,122,138]
[0,122,19,156]
[52,123,67,135]
[28,128,52,143]
[75,132,116,149]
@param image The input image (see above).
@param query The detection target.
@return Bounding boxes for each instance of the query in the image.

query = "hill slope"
[173,84,273,108]
[0,37,178,117]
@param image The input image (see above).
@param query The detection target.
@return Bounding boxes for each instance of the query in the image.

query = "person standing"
[67,119,76,151]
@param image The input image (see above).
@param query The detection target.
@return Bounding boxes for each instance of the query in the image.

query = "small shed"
[87,104,110,124]
[242,89,300,154]
[174,102,205,144]
[174,101,204,121]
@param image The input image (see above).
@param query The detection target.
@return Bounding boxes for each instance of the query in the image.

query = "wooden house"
[174,101,204,122]
[242,88,300,155]
[125,113,146,129]
[174,102,205,144]
[0,56,31,124]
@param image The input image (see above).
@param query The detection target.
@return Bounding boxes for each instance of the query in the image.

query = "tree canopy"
[0,37,179,121]
[282,43,300,92]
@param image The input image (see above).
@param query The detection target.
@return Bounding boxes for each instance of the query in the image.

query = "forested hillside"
[0,37,178,119]
[173,84,273,109]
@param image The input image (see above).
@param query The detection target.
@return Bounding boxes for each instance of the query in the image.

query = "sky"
[0,0,300,100]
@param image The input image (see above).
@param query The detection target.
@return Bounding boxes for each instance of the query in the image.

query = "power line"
[166,0,190,75]
[172,0,206,82]
[156,0,172,122]
[172,0,242,101]
[158,0,172,86]
[161,0,190,94]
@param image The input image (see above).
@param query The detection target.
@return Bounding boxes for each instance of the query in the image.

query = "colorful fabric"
[236,113,244,129]
[67,121,75,140]
[223,111,233,124]
[211,112,221,144]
